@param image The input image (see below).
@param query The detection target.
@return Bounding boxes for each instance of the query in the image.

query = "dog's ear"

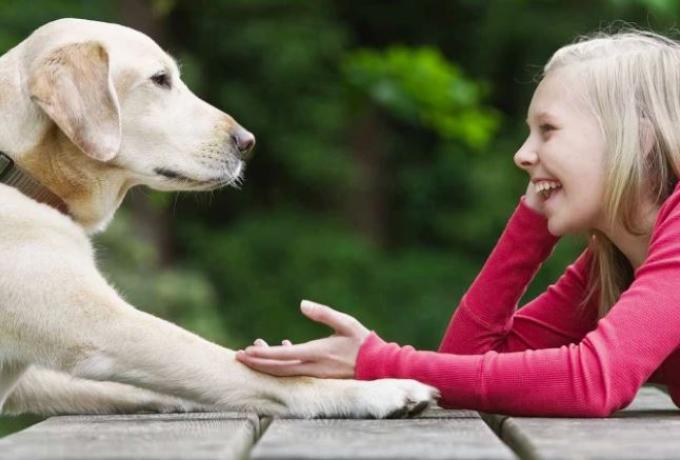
[28,41,121,162]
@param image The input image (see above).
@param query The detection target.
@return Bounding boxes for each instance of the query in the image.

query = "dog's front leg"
[62,304,435,418]
[2,366,208,416]
[5,256,436,418]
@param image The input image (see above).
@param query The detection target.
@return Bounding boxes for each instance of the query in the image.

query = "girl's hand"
[523,181,546,215]
[235,300,370,379]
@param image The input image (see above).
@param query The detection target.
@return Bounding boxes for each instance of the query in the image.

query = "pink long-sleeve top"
[355,183,680,417]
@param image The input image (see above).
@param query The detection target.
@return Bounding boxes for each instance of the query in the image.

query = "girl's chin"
[547,214,591,236]
[546,219,565,237]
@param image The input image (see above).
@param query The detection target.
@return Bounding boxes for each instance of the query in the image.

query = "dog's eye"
[150,71,171,89]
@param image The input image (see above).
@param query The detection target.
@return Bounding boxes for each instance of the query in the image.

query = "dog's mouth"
[153,162,244,190]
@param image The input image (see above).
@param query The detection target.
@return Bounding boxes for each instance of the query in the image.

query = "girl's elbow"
[578,392,636,418]
[579,403,617,418]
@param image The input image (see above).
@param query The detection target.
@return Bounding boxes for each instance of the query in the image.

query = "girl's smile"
[533,179,562,200]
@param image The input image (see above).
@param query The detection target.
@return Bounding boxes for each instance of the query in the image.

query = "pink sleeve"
[355,193,680,417]
[440,198,596,355]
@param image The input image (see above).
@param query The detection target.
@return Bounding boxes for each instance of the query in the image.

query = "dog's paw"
[261,377,439,419]
[284,378,439,419]
[348,379,440,419]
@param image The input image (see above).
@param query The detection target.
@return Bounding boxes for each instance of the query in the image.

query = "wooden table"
[0,386,677,459]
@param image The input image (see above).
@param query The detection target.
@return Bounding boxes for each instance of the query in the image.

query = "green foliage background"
[1,0,679,436]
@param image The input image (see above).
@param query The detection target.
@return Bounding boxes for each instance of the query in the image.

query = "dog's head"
[16,18,254,231]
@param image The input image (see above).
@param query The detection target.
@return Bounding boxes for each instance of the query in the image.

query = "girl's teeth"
[535,181,562,199]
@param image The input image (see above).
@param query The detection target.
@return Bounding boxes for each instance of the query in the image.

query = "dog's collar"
[0,151,69,215]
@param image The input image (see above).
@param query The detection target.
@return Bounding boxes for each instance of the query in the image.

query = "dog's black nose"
[232,128,256,159]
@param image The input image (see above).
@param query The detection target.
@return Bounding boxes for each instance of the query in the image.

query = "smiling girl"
[236,29,680,417]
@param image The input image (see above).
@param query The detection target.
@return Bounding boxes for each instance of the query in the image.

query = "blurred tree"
[343,47,499,146]
[341,46,500,245]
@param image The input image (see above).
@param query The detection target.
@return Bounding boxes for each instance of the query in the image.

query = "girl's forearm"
[439,197,559,354]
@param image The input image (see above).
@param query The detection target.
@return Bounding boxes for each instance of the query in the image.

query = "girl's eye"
[540,123,556,133]
[150,72,171,89]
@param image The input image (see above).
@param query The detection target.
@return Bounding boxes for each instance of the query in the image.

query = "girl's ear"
[28,41,121,162]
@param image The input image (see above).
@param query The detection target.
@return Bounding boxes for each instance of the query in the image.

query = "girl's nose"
[513,143,539,170]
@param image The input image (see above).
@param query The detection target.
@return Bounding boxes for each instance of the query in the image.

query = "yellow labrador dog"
[0,18,437,418]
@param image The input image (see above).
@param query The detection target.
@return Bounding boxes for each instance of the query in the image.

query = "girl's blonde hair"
[544,28,680,317]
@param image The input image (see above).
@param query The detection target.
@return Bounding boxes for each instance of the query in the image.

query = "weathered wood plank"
[487,386,680,460]
[417,407,481,419]
[251,409,516,460]
[0,412,259,460]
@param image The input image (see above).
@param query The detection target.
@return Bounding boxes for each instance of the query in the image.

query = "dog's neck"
[0,137,131,234]
[12,128,133,234]
[0,48,132,234]
[0,152,69,214]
